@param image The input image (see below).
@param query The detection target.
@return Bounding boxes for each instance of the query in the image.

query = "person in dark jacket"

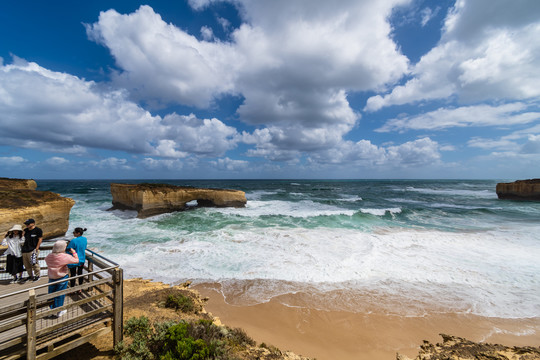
[21,218,43,282]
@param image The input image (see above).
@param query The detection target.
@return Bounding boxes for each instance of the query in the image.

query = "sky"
[0,0,539,180]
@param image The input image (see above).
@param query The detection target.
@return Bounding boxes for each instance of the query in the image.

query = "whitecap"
[359,208,402,216]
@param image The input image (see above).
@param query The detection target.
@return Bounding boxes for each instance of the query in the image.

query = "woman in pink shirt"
[45,240,79,318]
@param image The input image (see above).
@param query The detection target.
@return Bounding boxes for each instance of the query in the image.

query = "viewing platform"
[0,243,123,360]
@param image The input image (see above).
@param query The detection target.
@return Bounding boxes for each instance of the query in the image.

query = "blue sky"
[1,0,539,179]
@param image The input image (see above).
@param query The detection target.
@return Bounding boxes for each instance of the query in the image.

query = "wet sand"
[194,282,540,360]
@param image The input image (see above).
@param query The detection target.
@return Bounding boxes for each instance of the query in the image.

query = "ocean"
[38,179,540,319]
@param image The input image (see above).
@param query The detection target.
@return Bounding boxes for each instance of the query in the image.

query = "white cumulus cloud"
[366,0,540,112]
[86,2,410,157]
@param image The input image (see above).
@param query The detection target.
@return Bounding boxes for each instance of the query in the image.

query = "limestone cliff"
[496,179,540,200]
[0,177,37,190]
[397,334,540,360]
[0,187,75,240]
[110,183,247,218]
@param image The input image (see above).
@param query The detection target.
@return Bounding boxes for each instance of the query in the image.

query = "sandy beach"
[194,282,540,360]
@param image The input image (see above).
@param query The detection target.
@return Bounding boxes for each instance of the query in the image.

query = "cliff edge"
[496,179,540,200]
[0,177,37,190]
[397,334,540,360]
[0,178,75,239]
[110,183,247,218]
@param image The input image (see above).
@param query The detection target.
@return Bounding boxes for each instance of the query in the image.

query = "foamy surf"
[38,179,540,320]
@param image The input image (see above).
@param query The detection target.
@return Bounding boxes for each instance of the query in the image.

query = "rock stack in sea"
[496,178,540,200]
[109,183,247,218]
[0,177,75,239]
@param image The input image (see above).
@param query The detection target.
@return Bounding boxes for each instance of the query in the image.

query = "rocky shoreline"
[397,334,540,360]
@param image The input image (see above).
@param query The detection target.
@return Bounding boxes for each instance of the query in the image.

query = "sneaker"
[32,276,40,282]
[18,277,28,284]
[10,277,18,284]
[57,310,67,317]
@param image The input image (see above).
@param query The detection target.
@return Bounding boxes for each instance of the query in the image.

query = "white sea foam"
[338,194,363,202]
[213,200,357,218]
[404,187,496,199]
[359,207,402,216]
[89,220,540,318]
[246,190,280,200]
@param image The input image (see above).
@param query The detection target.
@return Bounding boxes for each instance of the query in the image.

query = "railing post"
[26,289,37,360]
[112,268,124,346]
[88,258,94,283]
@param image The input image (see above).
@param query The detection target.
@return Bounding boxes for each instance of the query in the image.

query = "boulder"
[110,183,247,218]
[496,179,540,200]
[0,184,75,240]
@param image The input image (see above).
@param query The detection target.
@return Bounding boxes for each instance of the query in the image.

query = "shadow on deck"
[0,245,123,360]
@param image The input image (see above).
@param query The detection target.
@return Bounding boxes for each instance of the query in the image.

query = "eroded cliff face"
[0,185,75,240]
[110,183,247,218]
[397,334,540,360]
[0,177,37,190]
[496,179,540,200]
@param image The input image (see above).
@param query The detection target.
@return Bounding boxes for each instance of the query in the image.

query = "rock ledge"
[397,334,540,360]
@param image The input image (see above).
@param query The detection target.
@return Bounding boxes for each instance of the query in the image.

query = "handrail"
[0,247,124,359]
[0,266,117,301]
[86,248,119,266]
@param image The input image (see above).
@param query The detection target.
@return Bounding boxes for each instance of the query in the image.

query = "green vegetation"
[164,292,197,313]
[115,316,256,360]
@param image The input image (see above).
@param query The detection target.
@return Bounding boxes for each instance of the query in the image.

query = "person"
[21,218,43,282]
[1,225,25,283]
[45,240,79,318]
[66,227,88,290]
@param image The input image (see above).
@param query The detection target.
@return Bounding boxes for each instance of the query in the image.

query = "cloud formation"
[86,1,410,157]
[0,60,239,160]
[377,103,540,132]
[366,0,540,112]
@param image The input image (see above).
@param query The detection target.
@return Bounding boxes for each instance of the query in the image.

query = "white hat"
[9,224,23,232]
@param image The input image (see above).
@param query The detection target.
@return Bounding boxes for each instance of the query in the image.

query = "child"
[2,225,25,283]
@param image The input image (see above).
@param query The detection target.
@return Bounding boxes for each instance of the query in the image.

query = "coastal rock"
[397,334,540,360]
[109,183,247,218]
[496,179,540,200]
[0,187,75,240]
[0,177,37,190]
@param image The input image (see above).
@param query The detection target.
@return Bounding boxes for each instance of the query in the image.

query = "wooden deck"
[0,245,123,360]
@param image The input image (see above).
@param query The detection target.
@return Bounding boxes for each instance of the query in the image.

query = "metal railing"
[0,245,123,360]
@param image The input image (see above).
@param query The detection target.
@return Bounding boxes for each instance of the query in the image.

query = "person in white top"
[2,224,25,283]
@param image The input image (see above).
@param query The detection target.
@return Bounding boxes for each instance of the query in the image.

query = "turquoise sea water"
[38,179,540,318]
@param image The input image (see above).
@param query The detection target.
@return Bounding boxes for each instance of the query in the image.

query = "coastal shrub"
[116,316,256,360]
[115,317,176,360]
[161,322,215,360]
[228,327,256,348]
[165,292,196,313]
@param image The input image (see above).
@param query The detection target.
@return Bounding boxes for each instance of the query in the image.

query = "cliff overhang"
[109,183,247,218]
